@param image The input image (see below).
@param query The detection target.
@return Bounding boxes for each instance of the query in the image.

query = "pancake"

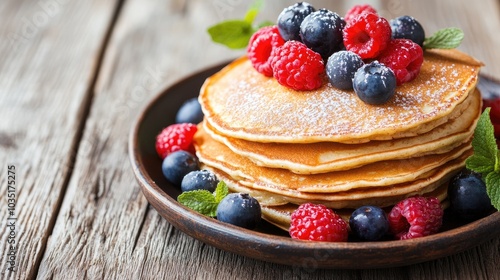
[194,126,471,193]
[203,89,481,174]
[195,45,483,233]
[200,49,482,143]
[202,154,463,208]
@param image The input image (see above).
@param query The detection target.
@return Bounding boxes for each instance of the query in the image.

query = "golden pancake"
[195,44,482,233]
[200,49,482,143]
[194,126,471,193]
[202,155,462,209]
[203,89,481,174]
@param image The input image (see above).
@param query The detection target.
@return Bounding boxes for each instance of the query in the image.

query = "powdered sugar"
[203,53,479,143]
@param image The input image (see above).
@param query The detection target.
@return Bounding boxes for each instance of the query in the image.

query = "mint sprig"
[207,0,272,49]
[466,108,500,210]
[177,181,229,217]
[423,27,464,49]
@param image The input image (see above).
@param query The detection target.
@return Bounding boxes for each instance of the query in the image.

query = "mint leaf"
[207,0,269,49]
[244,8,259,23]
[485,171,500,210]
[178,190,219,217]
[466,107,500,211]
[177,180,230,217]
[466,108,499,175]
[207,20,255,49]
[423,27,464,49]
[466,155,495,174]
[244,0,265,22]
[214,181,229,203]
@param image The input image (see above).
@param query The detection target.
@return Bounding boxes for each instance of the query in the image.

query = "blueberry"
[277,2,316,41]
[390,15,426,47]
[181,169,219,192]
[449,171,492,220]
[349,206,389,241]
[161,151,199,186]
[300,9,345,60]
[353,61,396,105]
[326,51,364,90]
[175,97,203,124]
[216,193,261,229]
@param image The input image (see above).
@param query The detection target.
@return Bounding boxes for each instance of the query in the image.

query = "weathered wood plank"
[0,0,119,279]
[37,0,500,279]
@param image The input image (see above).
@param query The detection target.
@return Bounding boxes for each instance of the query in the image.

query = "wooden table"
[2,0,500,279]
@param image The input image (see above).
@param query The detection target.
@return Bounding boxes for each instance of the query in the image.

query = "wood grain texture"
[2,0,499,279]
[0,0,118,279]
[38,0,253,278]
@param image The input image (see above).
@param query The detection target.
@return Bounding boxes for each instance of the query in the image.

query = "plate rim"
[128,61,500,269]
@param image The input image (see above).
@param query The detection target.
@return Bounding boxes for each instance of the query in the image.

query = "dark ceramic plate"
[129,62,500,269]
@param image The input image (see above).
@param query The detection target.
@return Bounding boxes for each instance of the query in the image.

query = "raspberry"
[155,123,197,159]
[270,41,325,91]
[483,98,500,139]
[344,4,377,23]
[247,26,285,77]
[483,99,500,143]
[289,203,348,242]
[388,196,443,240]
[378,39,424,85]
[483,98,500,123]
[343,12,391,59]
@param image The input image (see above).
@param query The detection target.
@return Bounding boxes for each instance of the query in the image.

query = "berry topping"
[216,193,262,229]
[181,169,219,193]
[349,205,390,241]
[378,39,424,85]
[344,4,378,23]
[270,41,325,91]
[343,12,392,59]
[277,2,316,41]
[175,97,204,124]
[388,196,443,240]
[155,123,198,159]
[247,25,285,77]
[161,151,199,186]
[390,15,426,47]
[449,170,492,220]
[326,50,364,90]
[299,9,345,59]
[353,61,396,105]
[289,203,348,242]
[482,98,500,138]
[483,98,500,123]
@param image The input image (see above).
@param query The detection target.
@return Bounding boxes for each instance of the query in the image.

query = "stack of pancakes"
[194,49,483,230]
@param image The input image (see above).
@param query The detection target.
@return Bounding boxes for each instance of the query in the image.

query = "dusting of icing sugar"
[205,55,479,142]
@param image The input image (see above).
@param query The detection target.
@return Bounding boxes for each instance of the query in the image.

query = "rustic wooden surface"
[1,0,499,279]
